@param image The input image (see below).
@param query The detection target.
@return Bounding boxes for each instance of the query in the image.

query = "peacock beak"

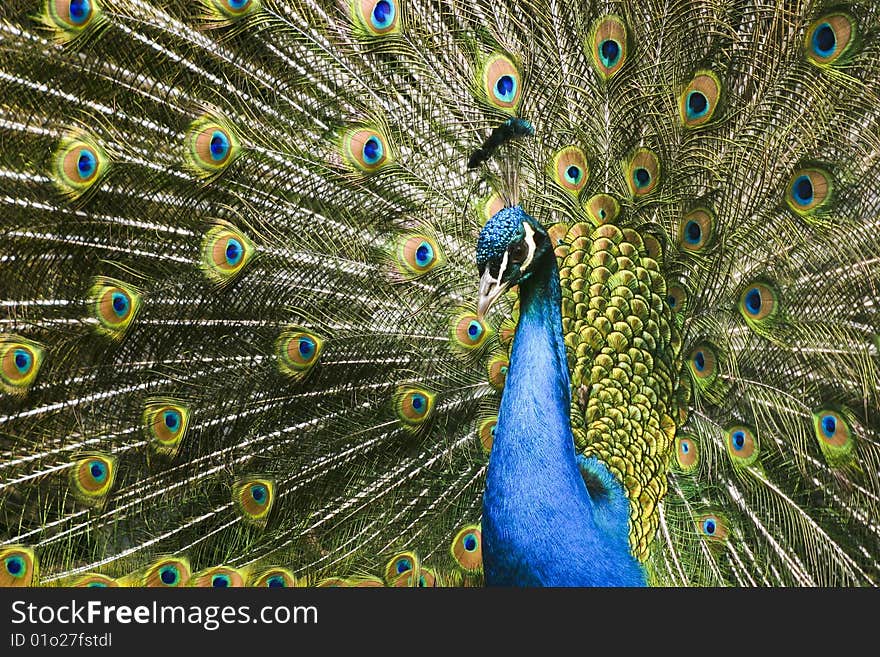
[477,267,510,320]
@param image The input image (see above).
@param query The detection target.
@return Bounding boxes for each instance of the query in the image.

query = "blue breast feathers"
[480,230,645,587]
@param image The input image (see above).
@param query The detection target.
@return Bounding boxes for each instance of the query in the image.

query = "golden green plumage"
[559,220,679,560]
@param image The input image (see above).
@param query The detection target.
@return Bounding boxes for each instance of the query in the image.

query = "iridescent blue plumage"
[478,207,645,586]
[475,206,524,267]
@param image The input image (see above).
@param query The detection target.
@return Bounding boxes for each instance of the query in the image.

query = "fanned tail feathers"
[0,0,878,586]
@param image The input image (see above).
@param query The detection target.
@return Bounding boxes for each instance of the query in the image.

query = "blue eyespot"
[69,0,91,25]
[266,575,286,587]
[210,131,230,162]
[633,167,651,189]
[251,484,268,504]
[87,582,108,588]
[467,320,483,341]
[111,292,129,317]
[415,241,434,267]
[225,238,243,266]
[686,91,709,120]
[463,533,478,552]
[731,430,746,451]
[395,558,412,574]
[792,175,813,205]
[702,518,716,536]
[89,460,107,483]
[163,410,181,433]
[229,0,250,9]
[490,424,496,438]
[298,337,315,359]
[212,574,231,587]
[77,149,97,179]
[565,165,582,185]
[681,441,690,454]
[371,0,395,29]
[684,220,702,244]
[362,136,383,165]
[5,556,24,577]
[667,295,677,310]
[693,351,706,372]
[599,39,621,67]
[159,566,179,585]
[821,414,837,438]
[13,349,32,373]
[812,23,836,57]
[494,75,516,103]
[410,393,426,413]
[744,288,762,315]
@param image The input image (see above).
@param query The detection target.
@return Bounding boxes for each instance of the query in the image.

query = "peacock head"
[476,205,551,318]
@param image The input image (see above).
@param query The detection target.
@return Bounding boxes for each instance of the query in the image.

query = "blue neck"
[496,255,574,480]
[481,252,646,586]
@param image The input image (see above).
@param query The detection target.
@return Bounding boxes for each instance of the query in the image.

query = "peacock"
[0,0,878,588]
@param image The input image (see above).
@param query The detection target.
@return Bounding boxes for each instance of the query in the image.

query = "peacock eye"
[507,241,527,263]
[212,574,231,587]
[159,566,180,586]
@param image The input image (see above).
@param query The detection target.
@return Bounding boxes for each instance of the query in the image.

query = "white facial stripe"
[478,249,511,318]
[479,249,508,295]
[492,249,510,287]
[500,249,509,276]
[519,222,537,272]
